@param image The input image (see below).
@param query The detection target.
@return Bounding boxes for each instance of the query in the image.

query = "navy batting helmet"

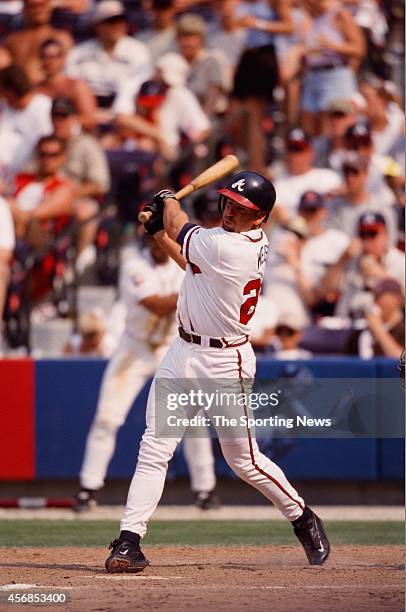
[217,172,276,221]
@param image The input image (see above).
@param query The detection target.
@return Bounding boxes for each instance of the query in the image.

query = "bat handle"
[138,210,153,223]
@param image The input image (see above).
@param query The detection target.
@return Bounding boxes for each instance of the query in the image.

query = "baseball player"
[105,172,331,572]
[75,236,219,511]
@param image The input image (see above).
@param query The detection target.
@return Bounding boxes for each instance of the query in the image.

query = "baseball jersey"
[120,250,184,347]
[176,224,269,338]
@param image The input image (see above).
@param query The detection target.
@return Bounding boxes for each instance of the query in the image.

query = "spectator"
[64,308,115,357]
[0,196,15,341]
[328,152,398,244]
[346,278,405,358]
[176,13,228,118]
[112,56,210,156]
[360,77,405,161]
[298,191,349,314]
[313,98,359,170]
[320,212,405,320]
[0,65,52,182]
[37,38,97,131]
[192,187,222,228]
[50,97,110,269]
[207,0,246,75]
[344,120,404,209]
[136,0,178,62]
[231,0,293,173]
[273,311,312,360]
[8,135,75,242]
[300,0,364,136]
[3,0,73,85]
[273,128,342,223]
[66,0,152,116]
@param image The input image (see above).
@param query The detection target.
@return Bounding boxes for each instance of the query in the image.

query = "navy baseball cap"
[51,96,76,116]
[286,128,311,150]
[358,212,386,233]
[298,191,325,212]
[345,121,372,146]
[137,80,167,107]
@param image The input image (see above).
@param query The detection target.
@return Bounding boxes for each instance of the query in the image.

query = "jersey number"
[239,279,261,325]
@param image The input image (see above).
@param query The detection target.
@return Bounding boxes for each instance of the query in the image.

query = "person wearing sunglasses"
[66,0,152,118]
[320,212,404,320]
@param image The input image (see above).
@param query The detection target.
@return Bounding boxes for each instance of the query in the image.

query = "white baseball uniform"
[121,224,305,538]
[80,248,216,494]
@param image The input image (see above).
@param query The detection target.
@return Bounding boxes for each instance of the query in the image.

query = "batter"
[105,172,331,572]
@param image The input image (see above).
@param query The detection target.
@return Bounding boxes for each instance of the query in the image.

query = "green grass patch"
[0,520,403,547]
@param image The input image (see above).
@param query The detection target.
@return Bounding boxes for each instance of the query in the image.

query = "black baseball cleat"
[105,535,149,574]
[74,489,97,513]
[195,489,221,510]
[292,507,331,566]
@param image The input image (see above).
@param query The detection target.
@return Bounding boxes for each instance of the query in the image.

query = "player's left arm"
[154,230,186,270]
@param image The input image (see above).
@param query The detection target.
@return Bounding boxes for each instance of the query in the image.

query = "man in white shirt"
[0,65,52,181]
[274,128,342,222]
[66,0,152,115]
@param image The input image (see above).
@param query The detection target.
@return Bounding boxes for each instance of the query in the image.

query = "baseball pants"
[121,337,305,537]
[80,334,216,493]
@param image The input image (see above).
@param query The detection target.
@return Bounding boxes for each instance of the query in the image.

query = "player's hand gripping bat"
[138,154,239,224]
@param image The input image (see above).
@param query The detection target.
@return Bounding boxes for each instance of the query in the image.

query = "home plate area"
[0,546,404,612]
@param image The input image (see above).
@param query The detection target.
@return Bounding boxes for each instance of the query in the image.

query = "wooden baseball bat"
[138,154,239,223]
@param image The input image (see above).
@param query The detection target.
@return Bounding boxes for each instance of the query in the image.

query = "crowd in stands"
[0,0,404,360]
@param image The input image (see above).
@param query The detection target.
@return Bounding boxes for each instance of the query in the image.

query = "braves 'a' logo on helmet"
[231,179,246,192]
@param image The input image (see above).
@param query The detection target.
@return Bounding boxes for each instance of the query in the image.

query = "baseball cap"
[137,79,167,107]
[342,151,369,173]
[298,191,325,212]
[78,309,106,335]
[176,13,206,37]
[286,128,311,151]
[277,310,308,332]
[327,99,355,115]
[358,212,386,234]
[93,0,124,24]
[51,96,76,116]
[155,52,190,87]
[345,121,372,146]
[373,278,403,299]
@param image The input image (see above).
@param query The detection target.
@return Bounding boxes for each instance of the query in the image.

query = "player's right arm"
[163,197,190,242]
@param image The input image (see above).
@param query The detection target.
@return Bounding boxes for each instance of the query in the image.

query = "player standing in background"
[105,172,331,573]
[75,236,219,512]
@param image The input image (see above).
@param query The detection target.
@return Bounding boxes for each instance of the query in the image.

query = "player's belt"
[178,327,248,349]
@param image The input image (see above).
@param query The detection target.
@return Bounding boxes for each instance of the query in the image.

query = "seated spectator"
[298,191,349,315]
[346,278,405,359]
[0,195,15,343]
[66,0,152,117]
[360,76,405,162]
[50,97,111,269]
[273,311,312,360]
[273,128,341,223]
[328,152,398,244]
[344,121,403,210]
[136,0,178,62]
[110,56,210,156]
[250,294,279,353]
[0,65,52,182]
[320,212,405,320]
[192,187,222,228]
[3,0,73,85]
[313,98,359,170]
[300,0,364,136]
[176,13,228,118]
[64,308,115,357]
[37,38,97,131]
[8,135,75,243]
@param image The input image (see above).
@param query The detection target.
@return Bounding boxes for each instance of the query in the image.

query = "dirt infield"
[0,546,404,612]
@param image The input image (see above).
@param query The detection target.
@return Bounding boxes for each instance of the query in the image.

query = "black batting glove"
[152,189,178,209]
[144,207,164,236]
